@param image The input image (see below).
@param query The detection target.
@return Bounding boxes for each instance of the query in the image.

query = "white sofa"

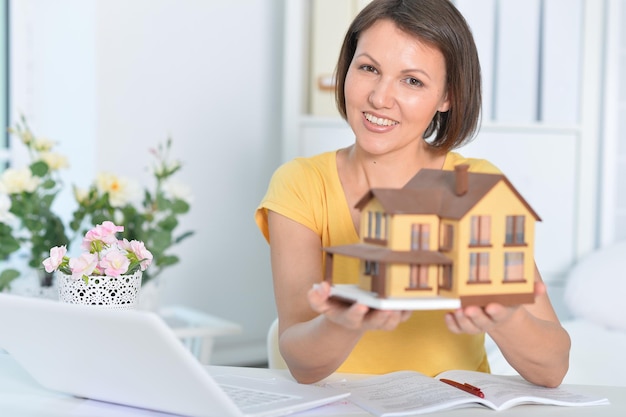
[486,240,626,387]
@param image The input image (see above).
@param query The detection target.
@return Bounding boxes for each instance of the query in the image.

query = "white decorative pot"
[57,271,143,309]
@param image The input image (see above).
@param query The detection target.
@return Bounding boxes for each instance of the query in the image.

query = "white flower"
[73,185,89,204]
[40,151,69,170]
[0,193,16,224]
[162,178,193,204]
[152,159,181,177]
[33,137,56,152]
[0,167,41,194]
[95,172,140,208]
[14,129,34,145]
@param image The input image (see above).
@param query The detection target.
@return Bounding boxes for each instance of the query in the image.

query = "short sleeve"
[255,158,326,242]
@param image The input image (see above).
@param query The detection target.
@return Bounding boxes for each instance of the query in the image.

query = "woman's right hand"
[307,281,412,332]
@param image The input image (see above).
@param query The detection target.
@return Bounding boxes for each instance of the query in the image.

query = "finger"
[444,311,463,334]
[307,282,331,313]
[534,280,547,297]
[339,302,370,329]
[356,307,401,330]
[483,302,518,325]
[452,307,485,334]
[373,310,407,331]
[400,310,413,322]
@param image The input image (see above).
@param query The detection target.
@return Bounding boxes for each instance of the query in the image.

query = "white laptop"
[0,293,349,417]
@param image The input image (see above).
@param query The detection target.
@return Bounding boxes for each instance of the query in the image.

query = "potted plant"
[0,117,70,289]
[43,221,153,309]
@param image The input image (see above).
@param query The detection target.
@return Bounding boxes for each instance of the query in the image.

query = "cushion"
[486,321,626,386]
[563,240,626,331]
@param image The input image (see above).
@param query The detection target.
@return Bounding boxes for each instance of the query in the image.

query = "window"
[366,210,388,241]
[505,215,526,245]
[364,260,379,276]
[504,252,525,281]
[469,252,490,282]
[410,223,429,250]
[440,265,453,289]
[440,224,454,251]
[470,215,491,246]
[408,265,429,289]
[408,224,431,289]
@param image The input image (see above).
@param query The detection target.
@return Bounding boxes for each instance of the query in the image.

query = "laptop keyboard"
[220,384,298,410]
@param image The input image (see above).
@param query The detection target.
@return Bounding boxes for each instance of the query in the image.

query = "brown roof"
[325,243,453,265]
[355,168,541,221]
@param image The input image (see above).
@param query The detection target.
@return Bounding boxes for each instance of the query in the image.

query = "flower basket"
[57,270,143,310]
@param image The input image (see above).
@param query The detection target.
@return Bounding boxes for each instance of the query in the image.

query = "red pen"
[440,379,485,398]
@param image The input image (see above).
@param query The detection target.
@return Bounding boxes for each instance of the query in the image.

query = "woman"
[256,0,570,386]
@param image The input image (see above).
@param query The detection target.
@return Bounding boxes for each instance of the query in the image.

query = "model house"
[324,164,541,307]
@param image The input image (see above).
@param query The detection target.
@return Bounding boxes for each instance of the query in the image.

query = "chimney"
[454,164,469,196]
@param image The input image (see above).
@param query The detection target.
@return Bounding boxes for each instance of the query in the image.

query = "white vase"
[57,271,143,310]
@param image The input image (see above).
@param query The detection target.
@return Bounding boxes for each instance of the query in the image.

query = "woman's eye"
[359,64,377,73]
[405,77,423,87]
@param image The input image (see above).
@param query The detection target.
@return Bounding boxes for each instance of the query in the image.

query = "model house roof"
[354,165,541,221]
[324,243,454,263]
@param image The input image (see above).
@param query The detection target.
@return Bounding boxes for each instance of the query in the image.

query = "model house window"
[504,252,525,281]
[409,264,429,289]
[469,252,490,282]
[364,260,379,276]
[440,265,453,289]
[440,224,454,251]
[470,215,491,246]
[410,223,430,250]
[366,210,388,241]
[505,215,526,245]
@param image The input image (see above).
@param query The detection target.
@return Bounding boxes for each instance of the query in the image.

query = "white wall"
[9,0,283,365]
[612,0,626,241]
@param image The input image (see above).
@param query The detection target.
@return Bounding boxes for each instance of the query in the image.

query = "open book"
[327,370,610,416]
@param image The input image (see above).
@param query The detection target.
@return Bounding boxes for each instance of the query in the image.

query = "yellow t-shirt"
[255,151,500,376]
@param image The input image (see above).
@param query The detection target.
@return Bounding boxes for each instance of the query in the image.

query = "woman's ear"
[438,91,451,113]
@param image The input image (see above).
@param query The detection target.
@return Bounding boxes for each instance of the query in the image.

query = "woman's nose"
[369,79,395,108]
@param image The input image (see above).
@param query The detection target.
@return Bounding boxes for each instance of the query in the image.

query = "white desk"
[0,354,623,417]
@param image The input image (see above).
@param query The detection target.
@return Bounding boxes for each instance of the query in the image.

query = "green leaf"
[157,215,178,232]
[174,230,194,244]
[156,254,179,267]
[171,199,190,214]
[30,160,49,177]
[0,269,20,291]
[41,178,56,190]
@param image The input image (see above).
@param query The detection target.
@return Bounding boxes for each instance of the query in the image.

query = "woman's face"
[344,19,450,156]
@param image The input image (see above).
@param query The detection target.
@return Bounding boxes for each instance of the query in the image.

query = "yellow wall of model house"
[357,198,442,298]
[441,181,536,300]
[385,213,440,297]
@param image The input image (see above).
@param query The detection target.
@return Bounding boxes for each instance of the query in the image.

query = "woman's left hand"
[444,281,547,334]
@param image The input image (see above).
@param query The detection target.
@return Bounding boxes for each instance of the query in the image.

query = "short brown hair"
[335,0,481,151]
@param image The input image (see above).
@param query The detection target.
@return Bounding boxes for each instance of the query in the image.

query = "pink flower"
[43,246,67,273]
[69,253,99,280]
[81,221,124,251]
[121,238,153,271]
[42,221,152,279]
[99,250,131,277]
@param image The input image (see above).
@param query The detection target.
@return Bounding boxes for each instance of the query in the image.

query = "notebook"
[0,293,349,417]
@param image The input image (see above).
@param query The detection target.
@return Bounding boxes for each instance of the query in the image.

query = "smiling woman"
[257,0,570,387]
